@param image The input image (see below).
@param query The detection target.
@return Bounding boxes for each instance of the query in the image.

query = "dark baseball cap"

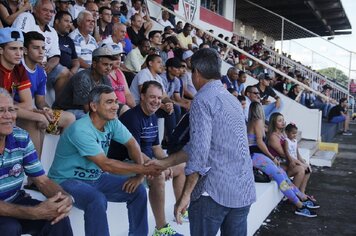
[258,73,272,80]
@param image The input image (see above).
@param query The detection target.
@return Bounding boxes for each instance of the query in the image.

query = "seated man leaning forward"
[108,81,185,236]
[328,97,352,136]
[53,45,114,119]
[254,72,282,121]
[0,88,73,236]
[48,85,162,236]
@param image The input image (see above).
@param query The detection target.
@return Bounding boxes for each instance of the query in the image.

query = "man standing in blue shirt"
[108,81,185,236]
[48,85,162,236]
[147,48,256,235]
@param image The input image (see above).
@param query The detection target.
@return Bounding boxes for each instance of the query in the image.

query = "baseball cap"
[92,46,115,58]
[166,57,183,68]
[98,42,121,55]
[257,73,272,80]
[0,27,24,44]
[182,50,193,60]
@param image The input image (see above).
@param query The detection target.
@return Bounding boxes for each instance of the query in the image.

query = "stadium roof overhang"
[236,0,352,40]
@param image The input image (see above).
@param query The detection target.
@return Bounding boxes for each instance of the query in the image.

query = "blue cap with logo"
[0,27,24,44]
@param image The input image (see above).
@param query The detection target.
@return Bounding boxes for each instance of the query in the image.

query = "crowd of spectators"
[1,0,351,234]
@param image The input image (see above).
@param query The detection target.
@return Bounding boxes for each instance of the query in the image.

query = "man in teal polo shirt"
[48,85,161,236]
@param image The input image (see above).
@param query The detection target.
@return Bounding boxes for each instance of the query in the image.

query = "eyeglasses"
[0,107,18,116]
[251,92,260,95]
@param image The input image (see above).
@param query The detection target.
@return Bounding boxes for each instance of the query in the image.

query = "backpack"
[167,113,190,154]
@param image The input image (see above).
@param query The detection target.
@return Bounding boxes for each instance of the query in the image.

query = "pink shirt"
[109,69,127,104]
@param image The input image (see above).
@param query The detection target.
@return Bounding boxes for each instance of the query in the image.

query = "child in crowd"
[237,95,247,110]
[284,123,312,181]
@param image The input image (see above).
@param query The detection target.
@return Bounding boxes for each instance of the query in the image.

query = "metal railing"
[146,0,334,103]
[238,0,354,105]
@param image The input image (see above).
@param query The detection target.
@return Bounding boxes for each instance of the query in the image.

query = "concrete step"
[310,150,337,167]
[298,140,319,164]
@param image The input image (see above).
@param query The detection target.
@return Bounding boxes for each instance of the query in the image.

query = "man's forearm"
[0,201,37,219]
[79,58,91,69]
[34,175,69,199]
[181,172,199,198]
[102,158,146,175]
[16,107,44,122]
[164,150,189,168]
[46,57,60,73]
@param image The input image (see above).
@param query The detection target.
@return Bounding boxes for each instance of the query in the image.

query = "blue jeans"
[60,173,148,236]
[263,101,283,121]
[0,190,73,236]
[188,196,250,236]
[66,109,86,120]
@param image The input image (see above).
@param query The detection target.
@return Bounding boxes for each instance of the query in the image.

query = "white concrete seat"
[23,134,284,236]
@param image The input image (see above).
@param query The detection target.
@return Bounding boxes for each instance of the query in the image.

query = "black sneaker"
[295,207,317,217]
[303,199,320,209]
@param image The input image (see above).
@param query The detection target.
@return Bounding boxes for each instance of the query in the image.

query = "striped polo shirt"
[69,28,98,66]
[0,127,44,202]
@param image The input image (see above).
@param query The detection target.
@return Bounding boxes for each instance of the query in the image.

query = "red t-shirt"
[0,62,31,95]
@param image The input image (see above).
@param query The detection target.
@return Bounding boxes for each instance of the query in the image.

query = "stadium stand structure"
[25,0,353,235]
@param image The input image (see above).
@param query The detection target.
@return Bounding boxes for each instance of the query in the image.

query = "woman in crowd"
[106,43,135,115]
[247,102,319,217]
[0,0,32,27]
[267,112,311,194]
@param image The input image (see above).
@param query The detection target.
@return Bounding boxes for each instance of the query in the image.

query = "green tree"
[317,67,348,88]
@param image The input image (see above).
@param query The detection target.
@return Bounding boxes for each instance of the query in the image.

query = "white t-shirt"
[158,19,174,28]
[286,137,298,160]
[127,7,146,20]
[130,68,165,104]
[12,12,60,60]
[100,36,124,53]
[68,4,85,20]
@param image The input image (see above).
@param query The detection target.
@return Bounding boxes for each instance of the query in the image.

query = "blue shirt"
[221,75,244,95]
[160,72,181,98]
[14,62,46,102]
[48,114,132,183]
[58,34,78,69]
[108,105,159,160]
[183,80,256,208]
[0,127,45,202]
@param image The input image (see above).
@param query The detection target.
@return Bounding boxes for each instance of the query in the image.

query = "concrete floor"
[255,122,356,236]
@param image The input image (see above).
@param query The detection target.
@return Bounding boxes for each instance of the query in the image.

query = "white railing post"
[281,18,284,53]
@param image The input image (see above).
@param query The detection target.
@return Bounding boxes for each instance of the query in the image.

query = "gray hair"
[34,0,55,10]
[248,101,265,122]
[0,88,13,100]
[112,22,126,32]
[88,85,114,105]
[191,48,221,80]
[77,10,92,25]
[227,66,238,74]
